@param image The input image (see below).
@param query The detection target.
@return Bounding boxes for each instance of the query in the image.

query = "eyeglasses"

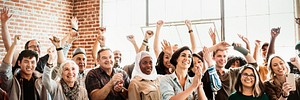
[241,73,255,79]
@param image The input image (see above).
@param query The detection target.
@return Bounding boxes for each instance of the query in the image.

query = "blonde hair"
[266,54,290,80]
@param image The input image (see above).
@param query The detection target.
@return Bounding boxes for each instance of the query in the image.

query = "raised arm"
[49,36,64,64]
[42,46,58,94]
[154,20,164,58]
[185,20,196,52]
[238,34,251,53]
[209,27,217,45]
[202,46,222,92]
[0,35,20,92]
[266,27,280,61]
[92,27,106,62]
[126,35,139,53]
[139,30,154,52]
[1,7,13,51]
[253,40,261,60]
[232,43,256,64]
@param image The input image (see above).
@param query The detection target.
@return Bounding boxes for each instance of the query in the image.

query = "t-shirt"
[229,92,269,100]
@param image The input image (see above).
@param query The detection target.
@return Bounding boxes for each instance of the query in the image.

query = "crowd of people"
[0,7,300,100]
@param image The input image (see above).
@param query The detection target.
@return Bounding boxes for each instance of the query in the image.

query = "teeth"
[183,62,188,65]
[26,68,32,71]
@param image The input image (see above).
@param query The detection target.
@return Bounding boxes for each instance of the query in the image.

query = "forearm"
[266,38,276,60]
[57,48,65,64]
[245,42,251,53]
[189,32,196,52]
[90,81,113,100]
[3,42,16,64]
[154,27,161,58]
[253,45,259,60]
[92,40,100,62]
[1,22,12,51]
[62,43,72,58]
[208,66,222,91]
[42,65,57,93]
[130,41,139,53]
[139,39,148,52]
[197,86,207,100]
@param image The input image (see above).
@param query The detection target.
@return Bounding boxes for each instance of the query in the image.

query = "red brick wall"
[0,0,100,68]
[71,0,100,68]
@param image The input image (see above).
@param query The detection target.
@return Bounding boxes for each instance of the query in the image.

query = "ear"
[18,60,21,66]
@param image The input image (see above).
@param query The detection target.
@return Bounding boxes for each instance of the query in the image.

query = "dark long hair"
[155,51,169,75]
[170,46,194,69]
[234,64,264,97]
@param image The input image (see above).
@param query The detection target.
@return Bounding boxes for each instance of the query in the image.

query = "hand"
[215,41,230,50]
[192,66,202,88]
[99,27,106,34]
[185,20,192,28]
[71,16,78,30]
[1,7,13,23]
[282,82,292,97]
[13,35,21,45]
[97,34,105,46]
[67,31,79,43]
[144,30,154,40]
[47,47,56,63]
[290,56,300,69]
[110,73,123,85]
[161,40,173,56]
[238,34,249,44]
[126,35,136,43]
[156,20,164,28]
[296,18,300,25]
[49,36,61,48]
[113,80,124,92]
[202,46,213,67]
[209,27,216,41]
[254,40,261,48]
[270,27,280,39]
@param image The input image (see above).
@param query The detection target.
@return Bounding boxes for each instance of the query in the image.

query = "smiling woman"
[228,64,268,100]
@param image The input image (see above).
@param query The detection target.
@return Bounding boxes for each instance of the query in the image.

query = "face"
[163,53,172,68]
[18,57,37,76]
[261,46,268,58]
[176,50,192,69]
[62,63,78,84]
[139,56,152,75]
[213,50,228,68]
[192,56,204,73]
[73,54,87,73]
[271,57,287,76]
[232,60,240,68]
[113,50,122,64]
[241,68,255,88]
[98,50,114,70]
[27,40,41,55]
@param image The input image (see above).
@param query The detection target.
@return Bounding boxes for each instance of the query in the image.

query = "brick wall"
[72,0,100,68]
[0,0,100,68]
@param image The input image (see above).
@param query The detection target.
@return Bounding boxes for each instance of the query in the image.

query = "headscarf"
[131,51,157,80]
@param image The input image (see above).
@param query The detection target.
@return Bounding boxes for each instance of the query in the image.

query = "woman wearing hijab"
[128,51,161,100]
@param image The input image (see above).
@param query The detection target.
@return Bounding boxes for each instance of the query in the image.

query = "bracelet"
[188,30,193,33]
[72,28,78,32]
[46,63,53,68]
[142,42,148,46]
[143,40,148,43]
[56,47,63,51]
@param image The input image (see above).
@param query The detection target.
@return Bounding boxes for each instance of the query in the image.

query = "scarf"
[60,79,79,100]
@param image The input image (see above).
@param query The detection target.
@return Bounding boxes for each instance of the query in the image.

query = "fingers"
[112,73,123,85]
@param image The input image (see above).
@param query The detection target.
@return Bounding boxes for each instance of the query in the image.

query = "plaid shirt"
[85,67,130,100]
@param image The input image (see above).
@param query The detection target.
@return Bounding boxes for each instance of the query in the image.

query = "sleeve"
[85,70,102,94]
[263,82,278,100]
[128,80,141,100]
[0,61,13,93]
[122,70,130,89]
[160,76,175,100]
[42,65,58,95]
[62,43,72,59]
[207,66,222,92]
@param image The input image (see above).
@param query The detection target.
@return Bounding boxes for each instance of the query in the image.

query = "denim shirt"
[160,72,197,100]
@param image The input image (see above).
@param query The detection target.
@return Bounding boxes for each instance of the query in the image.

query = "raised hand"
[49,36,61,48]
[185,20,192,29]
[110,73,123,86]
[215,41,230,50]
[67,31,79,43]
[202,46,213,68]
[238,34,249,44]
[254,40,261,48]
[156,20,164,28]
[71,16,78,30]
[126,35,136,43]
[97,34,105,46]
[144,30,154,40]
[290,56,300,70]
[99,27,106,34]
[270,27,280,39]
[161,40,173,56]
[0,7,13,23]
[209,27,217,45]
[13,35,21,45]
